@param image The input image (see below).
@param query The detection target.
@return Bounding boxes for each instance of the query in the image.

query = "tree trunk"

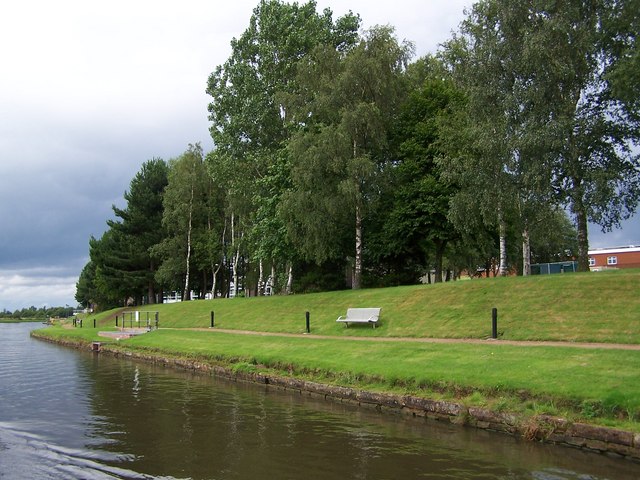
[258,259,264,296]
[574,194,590,272]
[211,263,221,299]
[211,217,227,299]
[183,182,195,301]
[285,263,293,295]
[353,203,362,289]
[522,227,531,276]
[271,263,276,295]
[232,249,240,298]
[498,209,508,276]
[433,240,447,283]
[230,213,242,297]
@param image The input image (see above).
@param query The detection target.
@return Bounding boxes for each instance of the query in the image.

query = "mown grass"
[89,269,640,343]
[43,269,640,430]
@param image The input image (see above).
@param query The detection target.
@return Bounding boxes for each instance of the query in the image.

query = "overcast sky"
[1,0,638,311]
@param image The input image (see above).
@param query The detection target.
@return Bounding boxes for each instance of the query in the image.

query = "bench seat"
[336,308,381,328]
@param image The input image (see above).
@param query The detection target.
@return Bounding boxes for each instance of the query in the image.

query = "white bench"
[336,308,381,328]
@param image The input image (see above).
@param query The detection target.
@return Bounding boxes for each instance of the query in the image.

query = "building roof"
[588,245,640,255]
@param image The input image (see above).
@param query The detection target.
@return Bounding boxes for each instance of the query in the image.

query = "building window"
[589,257,596,267]
[607,256,617,265]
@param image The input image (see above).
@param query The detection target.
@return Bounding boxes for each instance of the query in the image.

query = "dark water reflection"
[1,323,639,479]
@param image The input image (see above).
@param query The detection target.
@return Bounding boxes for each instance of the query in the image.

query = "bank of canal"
[31,326,640,466]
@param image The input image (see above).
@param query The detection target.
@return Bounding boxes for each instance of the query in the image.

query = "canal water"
[1,323,639,479]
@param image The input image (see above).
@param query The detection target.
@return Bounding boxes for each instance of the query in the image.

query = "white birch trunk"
[231,212,239,297]
[285,263,293,295]
[498,209,508,277]
[258,259,264,296]
[183,182,195,301]
[211,217,227,299]
[353,203,362,289]
[522,227,531,276]
[232,248,240,297]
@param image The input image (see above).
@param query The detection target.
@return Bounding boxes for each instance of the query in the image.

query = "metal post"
[155,312,159,329]
[93,318,96,328]
[305,311,310,334]
[491,308,498,339]
[211,311,215,328]
[115,315,118,327]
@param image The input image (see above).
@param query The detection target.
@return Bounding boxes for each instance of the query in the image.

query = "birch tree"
[206,0,360,293]
[153,144,208,300]
[284,26,413,289]
[441,0,640,273]
[520,0,640,271]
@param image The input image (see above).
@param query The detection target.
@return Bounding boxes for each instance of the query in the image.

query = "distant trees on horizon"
[0,305,75,319]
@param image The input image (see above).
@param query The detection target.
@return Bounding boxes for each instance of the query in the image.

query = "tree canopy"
[76,0,637,310]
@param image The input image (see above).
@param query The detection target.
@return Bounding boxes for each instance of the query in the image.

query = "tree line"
[1,305,75,320]
[76,0,639,310]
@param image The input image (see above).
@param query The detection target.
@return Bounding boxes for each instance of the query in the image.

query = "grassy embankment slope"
[36,269,640,430]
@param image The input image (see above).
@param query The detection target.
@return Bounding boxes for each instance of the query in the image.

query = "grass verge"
[84,269,640,344]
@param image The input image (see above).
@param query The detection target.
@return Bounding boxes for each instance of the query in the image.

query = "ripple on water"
[0,421,184,480]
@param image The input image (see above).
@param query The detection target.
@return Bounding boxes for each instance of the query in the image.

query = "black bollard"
[305,311,310,333]
[210,311,215,328]
[93,318,96,328]
[115,315,118,327]
[491,308,498,339]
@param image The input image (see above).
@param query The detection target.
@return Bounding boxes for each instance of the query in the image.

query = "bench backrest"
[346,308,381,320]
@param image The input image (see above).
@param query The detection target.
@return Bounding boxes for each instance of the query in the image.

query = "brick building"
[588,245,640,270]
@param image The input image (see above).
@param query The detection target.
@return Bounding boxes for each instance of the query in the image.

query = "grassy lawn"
[88,269,640,343]
[41,269,640,430]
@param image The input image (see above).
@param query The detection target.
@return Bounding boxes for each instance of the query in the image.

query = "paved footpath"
[166,327,640,351]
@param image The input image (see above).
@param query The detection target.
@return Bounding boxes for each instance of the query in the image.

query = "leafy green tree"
[529,209,579,265]
[190,169,226,298]
[247,150,296,294]
[521,0,640,271]
[439,1,545,277]
[153,144,210,301]
[442,0,640,273]
[379,68,460,282]
[285,26,413,289]
[206,0,360,293]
